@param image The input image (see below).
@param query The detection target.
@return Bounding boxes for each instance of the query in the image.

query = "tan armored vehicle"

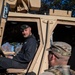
[0,0,75,75]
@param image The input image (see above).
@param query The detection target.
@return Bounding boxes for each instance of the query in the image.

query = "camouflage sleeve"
[39,72,55,75]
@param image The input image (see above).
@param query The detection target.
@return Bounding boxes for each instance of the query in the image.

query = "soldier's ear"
[48,53,53,61]
[52,55,56,60]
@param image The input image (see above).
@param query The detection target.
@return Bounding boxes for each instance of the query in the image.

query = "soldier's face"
[22,27,31,38]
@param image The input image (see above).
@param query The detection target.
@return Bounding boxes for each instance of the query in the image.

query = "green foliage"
[38,0,75,16]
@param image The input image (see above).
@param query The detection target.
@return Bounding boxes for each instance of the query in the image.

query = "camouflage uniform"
[40,42,75,75]
[40,66,75,75]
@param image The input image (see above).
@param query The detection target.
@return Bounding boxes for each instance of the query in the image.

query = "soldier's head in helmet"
[47,41,72,67]
[20,24,32,38]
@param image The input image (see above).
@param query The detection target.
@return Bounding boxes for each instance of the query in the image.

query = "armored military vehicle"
[0,0,75,75]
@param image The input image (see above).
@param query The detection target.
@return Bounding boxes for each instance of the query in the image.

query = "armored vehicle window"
[53,24,75,71]
[2,21,40,52]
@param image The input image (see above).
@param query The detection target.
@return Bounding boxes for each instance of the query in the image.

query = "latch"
[2,3,9,19]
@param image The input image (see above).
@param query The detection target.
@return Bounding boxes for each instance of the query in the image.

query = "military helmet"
[47,42,72,58]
